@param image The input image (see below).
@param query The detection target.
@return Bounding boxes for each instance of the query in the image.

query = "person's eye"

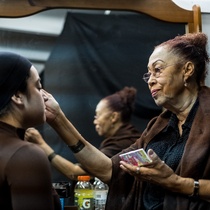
[154,67,162,74]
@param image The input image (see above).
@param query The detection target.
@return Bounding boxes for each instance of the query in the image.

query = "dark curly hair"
[103,86,137,123]
[156,32,210,87]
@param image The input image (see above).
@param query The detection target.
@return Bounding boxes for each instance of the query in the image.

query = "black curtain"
[42,11,185,183]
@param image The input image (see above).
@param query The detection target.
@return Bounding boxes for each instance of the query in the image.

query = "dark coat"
[107,86,210,210]
[99,123,141,158]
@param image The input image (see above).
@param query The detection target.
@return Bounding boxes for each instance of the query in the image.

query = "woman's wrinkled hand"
[120,149,177,189]
[42,89,61,123]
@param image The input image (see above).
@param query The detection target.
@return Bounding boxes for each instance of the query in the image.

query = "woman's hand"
[42,89,61,123]
[25,127,55,156]
[120,149,177,189]
[24,128,46,146]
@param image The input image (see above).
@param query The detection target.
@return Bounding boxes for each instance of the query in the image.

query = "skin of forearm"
[40,142,54,156]
[165,174,194,195]
[49,110,85,146]
[38,138,88,179]
[74,142,112,184]
[51,156,87,180]
[48,111,112,183]
[197,179,210,202]
[164,175,210,201]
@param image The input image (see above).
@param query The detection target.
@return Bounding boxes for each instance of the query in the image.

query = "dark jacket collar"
[0,121,25,140]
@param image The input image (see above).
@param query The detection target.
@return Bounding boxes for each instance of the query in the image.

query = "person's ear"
[111,112,120,123]
[11,91,24,105]
[183,61,194,79]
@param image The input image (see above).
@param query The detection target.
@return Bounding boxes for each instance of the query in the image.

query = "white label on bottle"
[95,190,107,200]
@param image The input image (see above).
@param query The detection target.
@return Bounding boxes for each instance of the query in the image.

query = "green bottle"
[74,176,94,210]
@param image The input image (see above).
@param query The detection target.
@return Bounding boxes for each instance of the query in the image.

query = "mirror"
[0,0,202,187]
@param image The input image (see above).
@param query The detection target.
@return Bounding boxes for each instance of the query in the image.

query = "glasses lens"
[142,73,150,83]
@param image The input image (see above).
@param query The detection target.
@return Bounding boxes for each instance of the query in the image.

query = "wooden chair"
[0,0,201,33]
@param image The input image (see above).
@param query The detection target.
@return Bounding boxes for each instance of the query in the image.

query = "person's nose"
[93,118,97,125]
[148,73,156,85]
[41,89,48,102]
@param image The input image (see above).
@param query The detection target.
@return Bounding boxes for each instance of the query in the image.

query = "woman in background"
[94,86,141,157]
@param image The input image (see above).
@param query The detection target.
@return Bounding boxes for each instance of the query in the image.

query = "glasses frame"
[94,111,113,120]
[142,64,175,83]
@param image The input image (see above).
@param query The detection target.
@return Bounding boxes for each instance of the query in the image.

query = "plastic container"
[74,176,94,210]
[94,177,108,210]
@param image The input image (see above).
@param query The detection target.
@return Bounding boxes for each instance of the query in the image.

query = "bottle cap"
[94,177,99,181]
[78,176,90,181]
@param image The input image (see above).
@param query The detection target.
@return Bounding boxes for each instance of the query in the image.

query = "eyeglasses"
[142,64,175,83]
[94,111,112,120]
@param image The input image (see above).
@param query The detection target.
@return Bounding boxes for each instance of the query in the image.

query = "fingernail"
[148,149,154,157]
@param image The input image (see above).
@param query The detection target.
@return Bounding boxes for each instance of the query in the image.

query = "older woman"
[43,32,210,210]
